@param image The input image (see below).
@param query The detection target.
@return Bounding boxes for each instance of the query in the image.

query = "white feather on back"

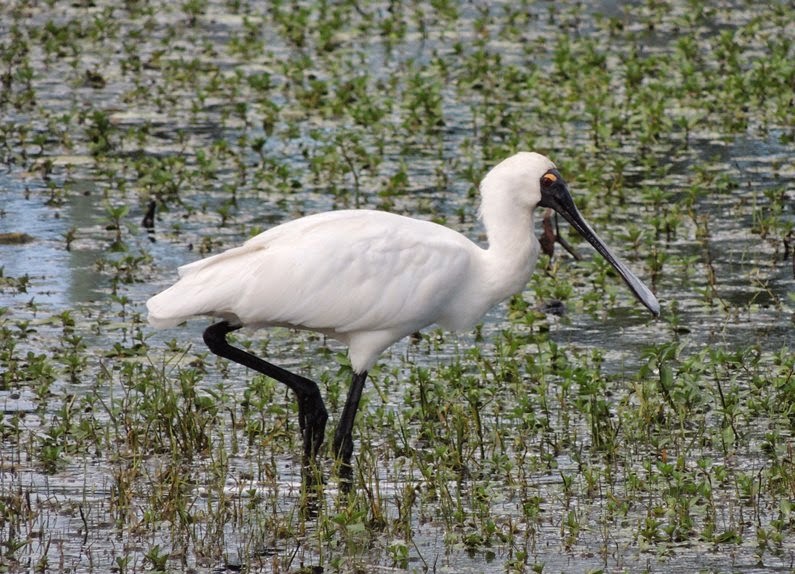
[147,210,476,342]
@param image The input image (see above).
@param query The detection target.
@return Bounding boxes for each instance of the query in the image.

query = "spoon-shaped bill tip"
[567,214,659,316]
[540,179,660,317]
[577,219,660,316]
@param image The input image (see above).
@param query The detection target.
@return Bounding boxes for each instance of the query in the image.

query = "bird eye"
[541,173,558,188]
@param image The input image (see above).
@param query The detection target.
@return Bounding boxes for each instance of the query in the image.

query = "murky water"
[1,1,794,573]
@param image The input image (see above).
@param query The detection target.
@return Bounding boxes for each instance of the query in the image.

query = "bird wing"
[147,210,476,336]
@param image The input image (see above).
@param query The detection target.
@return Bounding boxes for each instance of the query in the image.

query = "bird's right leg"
[202,321,329,482]
[332,371,368,490]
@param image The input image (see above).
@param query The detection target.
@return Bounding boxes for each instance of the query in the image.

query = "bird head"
[480,151,556,212]
[483,152,660,317]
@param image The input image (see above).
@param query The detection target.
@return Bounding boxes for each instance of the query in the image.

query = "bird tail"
[146,287,194,328]
[146,247,251,329]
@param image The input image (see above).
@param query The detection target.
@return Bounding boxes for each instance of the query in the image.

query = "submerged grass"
[1,0,794,572]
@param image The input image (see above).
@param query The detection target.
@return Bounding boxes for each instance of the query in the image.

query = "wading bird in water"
[147,152,659,486]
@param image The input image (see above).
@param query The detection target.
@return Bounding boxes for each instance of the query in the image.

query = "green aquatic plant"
[0,0,793,571]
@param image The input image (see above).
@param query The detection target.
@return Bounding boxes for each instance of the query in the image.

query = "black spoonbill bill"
[147,152,660,484]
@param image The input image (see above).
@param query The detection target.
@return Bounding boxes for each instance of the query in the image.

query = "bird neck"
[478,197,539,302]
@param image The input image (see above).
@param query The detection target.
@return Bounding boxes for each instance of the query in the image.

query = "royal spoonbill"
[147,152,659,484]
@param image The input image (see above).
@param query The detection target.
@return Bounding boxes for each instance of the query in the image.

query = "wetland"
[1,0,794,572]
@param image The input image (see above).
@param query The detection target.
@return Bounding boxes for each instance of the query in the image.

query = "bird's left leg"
[332,371,368,487]
[202,321,329,481]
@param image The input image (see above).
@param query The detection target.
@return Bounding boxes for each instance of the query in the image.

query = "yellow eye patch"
[542,173,558,185]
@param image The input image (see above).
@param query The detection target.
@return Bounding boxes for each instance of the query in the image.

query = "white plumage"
[147,152,659,373]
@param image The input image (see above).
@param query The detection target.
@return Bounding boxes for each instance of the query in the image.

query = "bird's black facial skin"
[538,169,569,212]
[538,169,598,254]
[537,168,660,317]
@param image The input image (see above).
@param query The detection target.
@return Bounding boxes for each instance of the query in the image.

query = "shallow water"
[1,1,794,573]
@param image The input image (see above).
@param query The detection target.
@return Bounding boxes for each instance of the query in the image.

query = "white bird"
[147,152,659,484]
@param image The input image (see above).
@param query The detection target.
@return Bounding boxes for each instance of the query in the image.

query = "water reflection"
[0,174,105,307]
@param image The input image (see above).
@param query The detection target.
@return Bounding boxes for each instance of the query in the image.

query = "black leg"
[203,321,329,478]
[332,371,368,487]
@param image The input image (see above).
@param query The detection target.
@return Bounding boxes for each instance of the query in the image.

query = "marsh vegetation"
[1,0,793,572]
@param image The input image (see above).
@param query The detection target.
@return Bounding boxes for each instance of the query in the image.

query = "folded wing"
[146,210,475,339]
